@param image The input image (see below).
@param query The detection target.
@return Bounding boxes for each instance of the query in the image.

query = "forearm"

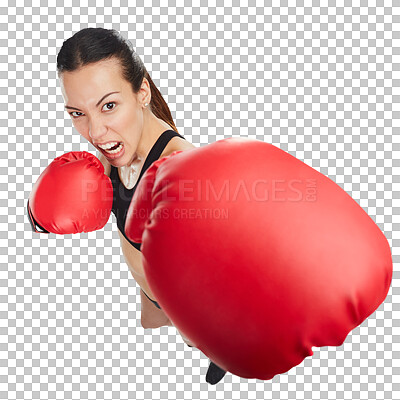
[140,291,195,346]
[128,265,193,344]
[140,289,172,328]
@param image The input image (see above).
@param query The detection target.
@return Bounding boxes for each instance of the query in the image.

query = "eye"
[68,102,116,119]
[69,111,83,118]
[102,102,116,111]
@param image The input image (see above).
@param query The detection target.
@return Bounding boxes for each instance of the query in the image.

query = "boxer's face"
[59,57,150,167]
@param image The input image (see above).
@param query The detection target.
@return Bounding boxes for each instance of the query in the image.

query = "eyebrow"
[64,91,120,111]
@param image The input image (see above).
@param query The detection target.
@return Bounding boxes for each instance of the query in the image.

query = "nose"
[88,118,108,143]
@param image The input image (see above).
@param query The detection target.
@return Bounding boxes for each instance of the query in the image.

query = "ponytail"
[144,70,179,134]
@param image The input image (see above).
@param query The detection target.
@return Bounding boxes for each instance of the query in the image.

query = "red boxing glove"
[125,138,392,380]
[27,151,113,234]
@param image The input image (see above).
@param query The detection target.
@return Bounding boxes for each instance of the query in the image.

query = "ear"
[139,77,152,105]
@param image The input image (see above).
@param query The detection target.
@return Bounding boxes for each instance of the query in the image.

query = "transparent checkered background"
[1,1,399,399]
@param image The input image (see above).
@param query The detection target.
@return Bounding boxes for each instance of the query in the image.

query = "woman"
[56,27,226,384]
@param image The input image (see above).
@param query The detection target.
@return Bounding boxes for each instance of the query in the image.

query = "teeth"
[104,142,123,154]
[98,141,119,150]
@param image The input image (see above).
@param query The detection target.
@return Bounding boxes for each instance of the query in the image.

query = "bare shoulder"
[97,150,111,177]
[161,135,196,158]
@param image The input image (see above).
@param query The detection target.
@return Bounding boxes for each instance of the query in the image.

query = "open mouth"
[100,142,123,154]
[98,141,126,160]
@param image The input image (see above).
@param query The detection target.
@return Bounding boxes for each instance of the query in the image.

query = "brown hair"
[56,27,179,133]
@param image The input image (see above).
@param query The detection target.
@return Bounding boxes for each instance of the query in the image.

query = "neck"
[127,110,172,167]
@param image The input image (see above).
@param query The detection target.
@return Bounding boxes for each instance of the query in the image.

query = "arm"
[140,288,196,346]
[115,228,170,328]
[120,140,196,337]
[139,287,173,329]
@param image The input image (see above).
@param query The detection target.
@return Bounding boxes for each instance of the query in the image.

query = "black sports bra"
[109,129,185,251]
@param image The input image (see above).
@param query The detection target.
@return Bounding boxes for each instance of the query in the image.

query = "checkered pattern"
[2,1,398,399]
